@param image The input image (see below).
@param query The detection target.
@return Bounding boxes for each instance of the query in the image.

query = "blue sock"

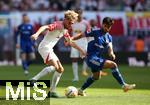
[111,68,125,86]
[27,60,32,66]
[81,77,95,90]
[22,60,28,71]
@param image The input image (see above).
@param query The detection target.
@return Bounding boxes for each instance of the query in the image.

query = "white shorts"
[70,38,87,58]
[38,46,59,64]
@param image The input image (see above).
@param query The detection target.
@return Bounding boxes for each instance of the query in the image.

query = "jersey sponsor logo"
[92,27,100,31]
[95,43,104,48]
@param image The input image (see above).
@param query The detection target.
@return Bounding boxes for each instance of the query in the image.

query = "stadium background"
[0,0,150,105]
[0,0,150,66]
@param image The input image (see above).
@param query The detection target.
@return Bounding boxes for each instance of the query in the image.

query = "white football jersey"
[71,19,90,45]
[72,20,89,36]
[39,21,69,49]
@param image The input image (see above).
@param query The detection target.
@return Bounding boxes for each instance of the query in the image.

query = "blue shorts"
[86,55,106,73]
[20,43,35,53]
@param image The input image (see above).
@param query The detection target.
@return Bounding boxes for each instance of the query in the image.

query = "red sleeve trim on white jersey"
[64,31,70,38]
[48,21,63,31]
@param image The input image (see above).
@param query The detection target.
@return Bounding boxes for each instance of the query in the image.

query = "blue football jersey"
[16,23,34,45]
[15,23,35,53]
[85,28,112,57]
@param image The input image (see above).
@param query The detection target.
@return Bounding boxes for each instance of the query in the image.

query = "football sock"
[50,71,62,92]
[22,60,28,71]
[72,62,78,80]
[32,66,55,80]
[27,60,32,66]
[82,60,88,71]
[111,68,125,86]
[81,77,95,90]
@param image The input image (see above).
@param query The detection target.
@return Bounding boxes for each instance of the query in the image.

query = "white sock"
[32,66,55,80]
[82,60,88,71]
[50,71,62,92]
[72,62,78,80]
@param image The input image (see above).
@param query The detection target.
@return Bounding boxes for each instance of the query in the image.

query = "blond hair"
[64,10,78,23]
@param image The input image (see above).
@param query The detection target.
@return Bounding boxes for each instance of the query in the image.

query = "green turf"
[0,64,150,105]
[51,88,150,105]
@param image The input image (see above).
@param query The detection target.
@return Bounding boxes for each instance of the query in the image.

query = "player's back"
[72,20,89,46]
[72,20,88,35]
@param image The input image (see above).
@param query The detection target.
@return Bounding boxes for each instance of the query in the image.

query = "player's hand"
[80,51,86,59]
[16,44,20,48]
[31,34,38,40]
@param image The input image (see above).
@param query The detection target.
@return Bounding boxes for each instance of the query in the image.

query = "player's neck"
[101,28,106,35]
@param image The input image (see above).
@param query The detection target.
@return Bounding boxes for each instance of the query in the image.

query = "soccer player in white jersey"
[30,10,86,98]
[70,9,89,81]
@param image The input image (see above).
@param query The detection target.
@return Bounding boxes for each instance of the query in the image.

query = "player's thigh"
[20,53,27,60]
[47,52,63,73]
[28,52,36,60]
[56,61,64,73]
[86,56,105,72]
[47,59,59,72]
[103,60,117,69]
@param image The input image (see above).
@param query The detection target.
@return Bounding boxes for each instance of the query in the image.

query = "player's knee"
[92,76,100,80]
[60,67,64,73]
[111,62,117,68]
[29,53,36,60]
[57,67,64,73]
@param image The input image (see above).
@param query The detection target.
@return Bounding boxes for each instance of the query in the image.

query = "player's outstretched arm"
[70,41,86,58]
[64,35,86,58]
[31,25,49,40]
[108,43,116,60]
[71,33,84,40]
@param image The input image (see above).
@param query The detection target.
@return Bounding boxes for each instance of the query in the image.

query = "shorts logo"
[89,59,100,66]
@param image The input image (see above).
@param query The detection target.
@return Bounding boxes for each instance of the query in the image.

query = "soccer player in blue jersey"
[72,17,136,96]
[15,14,36,75]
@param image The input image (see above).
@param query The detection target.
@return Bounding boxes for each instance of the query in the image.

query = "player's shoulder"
[18,24,23,28]
[52,21,63,25]
[48,21,63,28]
[92,27,101,31]
[81,19,89,25]
[106,32,112,37]
[106,32,112,42]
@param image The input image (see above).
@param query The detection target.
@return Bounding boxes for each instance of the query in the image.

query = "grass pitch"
[0,64,149,105]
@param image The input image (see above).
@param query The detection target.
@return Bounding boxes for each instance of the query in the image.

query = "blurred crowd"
[0,0,150,12]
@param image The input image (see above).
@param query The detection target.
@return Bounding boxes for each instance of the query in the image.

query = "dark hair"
[22,13,27,17]
[74,8,83,15]
[102,17,114,26]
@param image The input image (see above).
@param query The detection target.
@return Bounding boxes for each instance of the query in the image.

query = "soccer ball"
[65,86,78,98]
